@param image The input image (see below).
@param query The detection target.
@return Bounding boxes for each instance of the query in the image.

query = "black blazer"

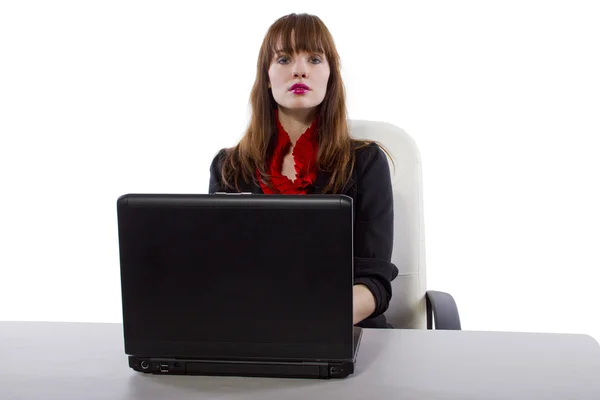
[208,143,399,328]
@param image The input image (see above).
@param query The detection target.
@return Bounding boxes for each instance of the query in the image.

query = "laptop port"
[140,361,150,370]
[160,362,169,373]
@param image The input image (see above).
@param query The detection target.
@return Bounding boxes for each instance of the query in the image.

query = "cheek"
[268,69,285,87]
[317,70,331,90]
[268,68,278,87]
[273,76,285,87]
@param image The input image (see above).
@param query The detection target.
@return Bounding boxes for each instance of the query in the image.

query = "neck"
[277,107,316,143]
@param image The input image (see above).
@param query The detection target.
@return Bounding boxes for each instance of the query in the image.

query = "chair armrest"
[426,290,461,330]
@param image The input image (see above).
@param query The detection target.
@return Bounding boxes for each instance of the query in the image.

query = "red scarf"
[258,111,319,194]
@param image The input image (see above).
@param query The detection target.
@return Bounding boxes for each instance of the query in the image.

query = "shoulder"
[210,148,229,164]
[353,141,389,174]
[208,148,230,190]
[209,148,231,172]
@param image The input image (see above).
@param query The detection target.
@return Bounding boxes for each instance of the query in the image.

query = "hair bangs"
[266,14,333,61]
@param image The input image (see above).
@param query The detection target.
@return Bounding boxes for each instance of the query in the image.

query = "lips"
[289,83,311,94]
[290,83,310,91]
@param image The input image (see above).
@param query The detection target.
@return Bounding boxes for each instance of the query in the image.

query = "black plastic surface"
[118,193,352,209]
[117,193,355,362]
[128,356,354,379]
[426,290,462,330]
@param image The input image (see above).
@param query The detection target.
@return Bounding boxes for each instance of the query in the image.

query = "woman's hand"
[352,284,376,325]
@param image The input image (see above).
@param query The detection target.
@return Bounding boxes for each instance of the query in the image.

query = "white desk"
[2,322,600,399]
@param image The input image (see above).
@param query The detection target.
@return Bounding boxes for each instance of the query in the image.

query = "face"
[268,49,330,113]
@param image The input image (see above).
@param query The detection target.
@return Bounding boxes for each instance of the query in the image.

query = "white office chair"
[349,120,461,330]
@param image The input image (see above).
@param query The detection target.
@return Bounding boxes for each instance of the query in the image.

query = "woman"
[209,13,398,328]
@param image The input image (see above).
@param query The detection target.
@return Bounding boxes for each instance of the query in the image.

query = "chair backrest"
[349,120,427,329]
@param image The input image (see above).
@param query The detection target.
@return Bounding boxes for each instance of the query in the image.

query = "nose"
[293,70,307,78]
[293,57,308,79]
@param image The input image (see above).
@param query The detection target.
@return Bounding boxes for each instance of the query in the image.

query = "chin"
[286,102,320,109]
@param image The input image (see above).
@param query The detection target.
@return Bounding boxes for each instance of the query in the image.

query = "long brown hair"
[220,13,380,193]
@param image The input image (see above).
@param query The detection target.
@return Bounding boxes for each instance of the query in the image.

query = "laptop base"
[128,327,363,379]
[128,356,354,379]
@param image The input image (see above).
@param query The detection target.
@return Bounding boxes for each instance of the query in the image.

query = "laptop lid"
[116,193,355,362]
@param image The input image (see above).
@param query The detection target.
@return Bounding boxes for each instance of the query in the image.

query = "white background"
[1,1,599,341]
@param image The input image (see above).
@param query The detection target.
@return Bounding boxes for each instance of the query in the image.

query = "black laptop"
[116,193,362,379]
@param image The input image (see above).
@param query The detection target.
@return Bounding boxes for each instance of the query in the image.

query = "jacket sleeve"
[353,143,399,318]
[208,149,227,193]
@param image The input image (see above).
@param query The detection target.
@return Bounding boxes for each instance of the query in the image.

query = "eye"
[309,56,323,64]
[276,56,290,64]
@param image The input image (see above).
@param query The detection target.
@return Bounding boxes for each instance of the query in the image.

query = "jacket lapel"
[310,170,330,194]
[311,169,356,195]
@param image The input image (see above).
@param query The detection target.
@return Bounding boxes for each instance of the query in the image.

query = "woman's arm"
[353,284,376,324]
[352,143,399,325]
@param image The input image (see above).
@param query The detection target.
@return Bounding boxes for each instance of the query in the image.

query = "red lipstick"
[289,83,310,94]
